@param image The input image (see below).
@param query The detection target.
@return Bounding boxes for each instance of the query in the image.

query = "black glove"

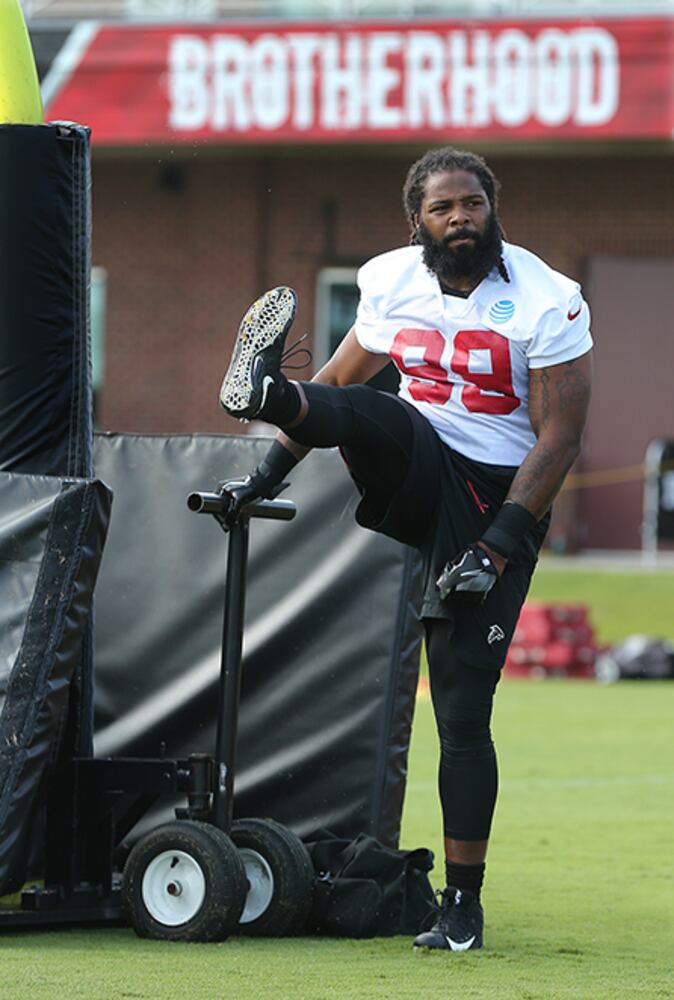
[215,475,288,528]
[216,441,297,528]
[435,545,499,605]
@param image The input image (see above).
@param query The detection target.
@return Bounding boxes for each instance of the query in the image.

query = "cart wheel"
[122,820,247,942]
[231,818,314,936]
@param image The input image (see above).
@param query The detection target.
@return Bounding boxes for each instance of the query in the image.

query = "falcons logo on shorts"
[487,624,505,645]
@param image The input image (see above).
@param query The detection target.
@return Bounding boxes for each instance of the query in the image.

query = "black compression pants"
[425,619,500,841]
[286,382,416,504]
[282,381,502,843]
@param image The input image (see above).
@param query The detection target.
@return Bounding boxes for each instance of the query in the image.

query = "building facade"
[28,4,674,549]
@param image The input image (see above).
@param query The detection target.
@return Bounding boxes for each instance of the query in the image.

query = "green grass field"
[529,558,674,645]
[1,566,673,1000]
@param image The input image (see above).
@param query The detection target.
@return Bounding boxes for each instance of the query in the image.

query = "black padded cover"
[0,473,111,893]
[0,123,92,479]
[0,121,96,759]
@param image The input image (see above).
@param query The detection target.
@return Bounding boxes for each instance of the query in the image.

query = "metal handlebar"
[185,484,296,831]
[186,491,297,521]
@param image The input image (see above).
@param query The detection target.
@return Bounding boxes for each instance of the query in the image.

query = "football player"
[218,147,593,952]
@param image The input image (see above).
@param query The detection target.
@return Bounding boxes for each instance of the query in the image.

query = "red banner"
[44,18,674,144]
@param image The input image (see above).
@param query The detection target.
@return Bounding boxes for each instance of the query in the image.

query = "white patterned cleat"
[219,286,297,420]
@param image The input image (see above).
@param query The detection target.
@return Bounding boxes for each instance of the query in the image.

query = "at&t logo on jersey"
[488,300,516,324]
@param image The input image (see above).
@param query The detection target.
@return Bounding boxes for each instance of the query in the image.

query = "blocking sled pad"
[0,473,111,894]
[0,122,97,763]
[93,433,423,848]
[0,123,92,480]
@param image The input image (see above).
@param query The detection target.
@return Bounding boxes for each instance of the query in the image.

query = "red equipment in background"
[505,603,601,679]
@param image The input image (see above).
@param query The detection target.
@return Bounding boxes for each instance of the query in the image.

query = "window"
[314,267,399,392]
[314,267,359,369]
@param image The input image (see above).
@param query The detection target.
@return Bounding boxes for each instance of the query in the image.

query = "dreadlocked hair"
[403,147,510,283]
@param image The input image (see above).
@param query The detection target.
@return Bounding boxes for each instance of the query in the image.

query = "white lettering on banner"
[168,36,209,129]
[536,29,571,126]
[405,31,446,128]
[212,35,249,129]
[321,34,363,128]
[252,35,288,129]
[166,26,620,134]
[449,31,491,126]
[287,33,321,129]
[574,28,619,125]
[493,30,530,127]
[367,32,403,128]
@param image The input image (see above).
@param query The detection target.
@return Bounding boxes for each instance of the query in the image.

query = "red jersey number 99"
[390,328,520,416]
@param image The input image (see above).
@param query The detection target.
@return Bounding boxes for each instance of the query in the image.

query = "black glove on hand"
[436,545,499,605]
[216,440,298,528]
[216,474,288,528]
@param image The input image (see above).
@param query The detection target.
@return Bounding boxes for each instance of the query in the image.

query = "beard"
[418,214,503,285]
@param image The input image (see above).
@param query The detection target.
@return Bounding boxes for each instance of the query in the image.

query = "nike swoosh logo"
[567,307,581,321]
[446,935,476,951]
[260,375,274,410]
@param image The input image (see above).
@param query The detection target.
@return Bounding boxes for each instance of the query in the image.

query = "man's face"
[414,169,501,283]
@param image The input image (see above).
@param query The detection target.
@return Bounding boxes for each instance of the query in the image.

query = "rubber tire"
[122,820,247,942]
[231,817,314,937]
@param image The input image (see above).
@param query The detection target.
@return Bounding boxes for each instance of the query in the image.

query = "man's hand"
[436,545,500,605]
[216,477,260,528]
[216,475,288,528]
[477,541,507,576]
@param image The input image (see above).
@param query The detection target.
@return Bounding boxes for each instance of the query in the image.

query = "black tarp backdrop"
[0,473,111,894]
[93,433,423,848]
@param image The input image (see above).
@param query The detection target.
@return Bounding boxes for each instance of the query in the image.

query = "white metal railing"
[21,0,674,22]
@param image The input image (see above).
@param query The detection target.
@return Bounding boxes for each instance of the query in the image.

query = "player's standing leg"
[413,619,501,951]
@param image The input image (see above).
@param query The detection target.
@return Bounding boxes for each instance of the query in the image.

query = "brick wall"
[93,149,412,435]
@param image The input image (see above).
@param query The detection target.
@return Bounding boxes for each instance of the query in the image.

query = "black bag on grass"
[304,829,439,937]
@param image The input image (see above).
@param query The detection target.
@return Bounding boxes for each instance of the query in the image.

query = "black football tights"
[425,619,501,841]
[285,381,416,504]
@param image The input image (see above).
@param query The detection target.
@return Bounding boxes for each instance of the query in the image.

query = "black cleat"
[413,888,484,952]
[219,286,297,421]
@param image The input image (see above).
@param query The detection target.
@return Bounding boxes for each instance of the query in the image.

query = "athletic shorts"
[343,396,550,671]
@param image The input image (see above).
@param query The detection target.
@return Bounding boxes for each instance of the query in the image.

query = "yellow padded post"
[0,0,43,123]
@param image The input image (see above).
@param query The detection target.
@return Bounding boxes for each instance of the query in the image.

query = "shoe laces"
[280,333,312,371]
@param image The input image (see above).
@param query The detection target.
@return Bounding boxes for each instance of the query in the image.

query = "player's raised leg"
[218,287,414,463]
[218,287,436,545]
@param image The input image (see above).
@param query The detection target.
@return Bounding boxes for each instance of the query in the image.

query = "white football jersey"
[354,243,592,466]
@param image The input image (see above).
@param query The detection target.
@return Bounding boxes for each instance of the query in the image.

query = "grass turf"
[528,559,674,644]
[2,681,671,1000]
[1,568,673,999]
